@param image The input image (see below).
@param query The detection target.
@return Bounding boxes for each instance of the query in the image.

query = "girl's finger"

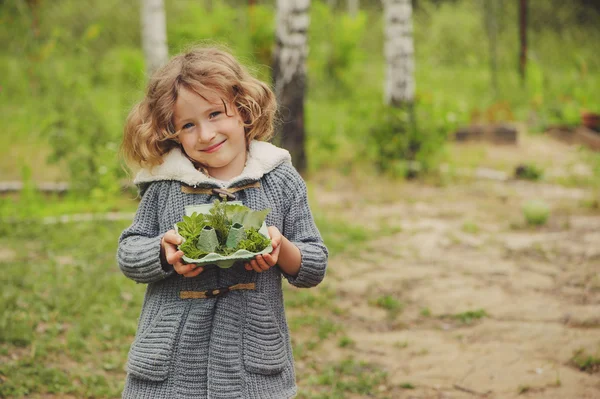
[262,253,276,267]
[166,249,184,265]
[250,260,262,273]
[174,262,193,275]
[163,230,182,245]
[244,263,252,271]
[255,255,270,271]
[183,266,203,278]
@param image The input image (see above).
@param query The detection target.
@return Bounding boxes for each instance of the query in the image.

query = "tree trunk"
[519,0,528,83]
[484,0,499,96]
[383,0,415,107]
[273,0,310,173]
[348,0,359,17]
[141,0,168,77]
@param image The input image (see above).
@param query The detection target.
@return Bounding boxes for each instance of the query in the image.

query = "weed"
[372,295,404,319]
[570,349,600,373]
[0,220,141,397]
[461,221,480,234]
[400,382,415,389]
[394,340,409,349]
[338,336,354,348]
[300,358,388,398]
[312,212,370,257]
[285,285,335,309]
[522,200,550,226]
[451,309,488,325]
[420,307,432,317]
[515,163,544,181]
[518,385,531,394]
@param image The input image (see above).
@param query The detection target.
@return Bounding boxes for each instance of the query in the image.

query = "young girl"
[117,46,328,399]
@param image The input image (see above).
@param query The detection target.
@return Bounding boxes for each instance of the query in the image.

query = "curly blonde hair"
[121,46,277,169]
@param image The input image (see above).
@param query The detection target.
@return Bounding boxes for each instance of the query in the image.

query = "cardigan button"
[211,188,235,201]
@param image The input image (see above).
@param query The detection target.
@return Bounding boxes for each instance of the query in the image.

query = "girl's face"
[173,87,247,181]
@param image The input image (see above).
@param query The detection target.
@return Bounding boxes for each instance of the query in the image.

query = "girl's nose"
[198,123,216,142]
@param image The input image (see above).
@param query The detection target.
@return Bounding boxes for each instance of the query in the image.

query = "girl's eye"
[209,111,221,119]
[182,122,194,130]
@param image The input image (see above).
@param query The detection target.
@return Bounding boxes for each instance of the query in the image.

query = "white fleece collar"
[134,140,291,188]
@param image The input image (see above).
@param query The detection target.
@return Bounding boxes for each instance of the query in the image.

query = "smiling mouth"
[201,140,226,153]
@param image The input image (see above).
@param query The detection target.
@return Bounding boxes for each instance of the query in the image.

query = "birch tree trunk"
[348,0,359,17]
[141,0,168,77]
[273,0,310,173]
[383,0,415,107]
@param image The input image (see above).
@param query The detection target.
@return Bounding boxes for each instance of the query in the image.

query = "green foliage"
[207,199,232,245]
[570,348,600,373]
[301,358,388,398]
[522,200,551,226]
[452,309,488,324]
[175,200,271,259]
[0,220,138,397]
[237,228,271,252]
[312,213,369,257]
[3,0,600,186]
[177,213,211,259]
[337,336,355,348]
[461,221,480,234]
[310,2,369,92]
[515,163,544,181]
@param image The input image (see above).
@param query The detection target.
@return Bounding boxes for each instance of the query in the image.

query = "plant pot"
[581,111,600,132]
[175,201,273,268]
[196,226,219,253]
[225,223,246,249]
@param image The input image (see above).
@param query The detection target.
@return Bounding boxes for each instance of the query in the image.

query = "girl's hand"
[244,226,281,273]
[162,229,204,278]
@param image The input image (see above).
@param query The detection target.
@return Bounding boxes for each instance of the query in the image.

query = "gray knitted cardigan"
[117,141,328,399]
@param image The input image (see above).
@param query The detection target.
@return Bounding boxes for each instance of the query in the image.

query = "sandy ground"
[302,136,600,398]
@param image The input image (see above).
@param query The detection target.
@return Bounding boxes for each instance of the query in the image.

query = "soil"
[302,136,600,398]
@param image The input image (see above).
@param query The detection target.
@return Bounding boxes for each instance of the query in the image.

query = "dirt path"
[304,139,600,398]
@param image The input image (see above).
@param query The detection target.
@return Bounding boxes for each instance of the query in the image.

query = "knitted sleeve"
[280,166,328,288]
[117,181,174,284]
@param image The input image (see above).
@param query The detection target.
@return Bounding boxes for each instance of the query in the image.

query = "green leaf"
[226,205,271,230]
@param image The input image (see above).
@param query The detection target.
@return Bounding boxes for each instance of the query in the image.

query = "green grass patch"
[570,348,600,373]
[514,163,544,181]
[522,200,551,227]
[313,212,370,257]
[299,358,388,399]
[518,385,531,394]
[0,220,141,397]
[450,309,488,325]
[461,221,480,235]
[371,294,404,320]
[337,335,355,348]
[284,285,336,309]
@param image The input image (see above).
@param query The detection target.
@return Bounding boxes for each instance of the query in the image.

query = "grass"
[0,188,369,398]
[337,336,354,348]
[518,385,531,394]
[312,213,370,257]
[449,309,488,325]
[570,349,600,374]
[298,358,389,399]
[0,220,138,397]
[420,307,432,317]
[371,294,404,319]
[461,221,480,235]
